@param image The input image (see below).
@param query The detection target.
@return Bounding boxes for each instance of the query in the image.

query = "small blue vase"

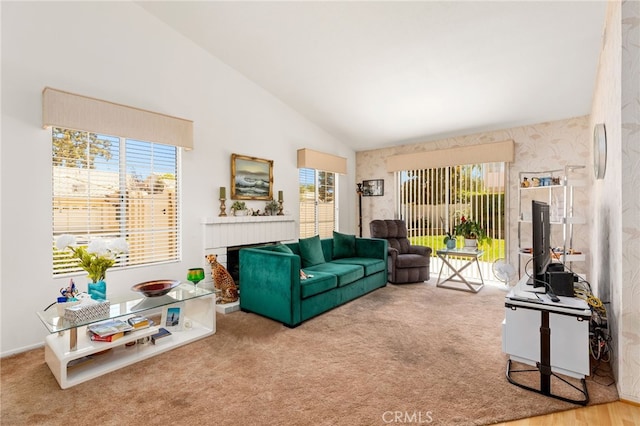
[88,280,107,301]
[446,239,456,250]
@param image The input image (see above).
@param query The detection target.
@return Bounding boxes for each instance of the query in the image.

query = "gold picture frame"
[231,154,273,200]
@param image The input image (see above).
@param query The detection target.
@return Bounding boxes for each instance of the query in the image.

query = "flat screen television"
[528,200,551,287]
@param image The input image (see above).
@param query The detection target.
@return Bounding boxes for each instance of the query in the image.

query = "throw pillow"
[272,244,294,254]
[298,235,326,267]
[333,231,356,259]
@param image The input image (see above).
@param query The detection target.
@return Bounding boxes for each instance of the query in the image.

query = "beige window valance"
[297,148,347,175]
[42,87,193,150]
[386,140,514,172]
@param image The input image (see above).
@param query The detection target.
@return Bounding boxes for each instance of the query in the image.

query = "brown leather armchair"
[369,219,432,284]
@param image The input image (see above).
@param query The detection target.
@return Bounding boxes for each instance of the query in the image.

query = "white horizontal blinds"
[298,168,336,238]
[52,130,123,275]
[299,168,317,238]
[125,140,179,266]
[317,171,336,238]
[52,128,180,276]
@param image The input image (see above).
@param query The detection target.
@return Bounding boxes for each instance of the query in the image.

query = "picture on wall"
[362,179,384,196]
[231,154,273,200]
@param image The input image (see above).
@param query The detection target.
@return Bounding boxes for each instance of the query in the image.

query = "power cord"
[523,257,560,301]
[524,254,612,362]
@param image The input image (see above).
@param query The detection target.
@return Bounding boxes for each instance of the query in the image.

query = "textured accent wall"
[589,0,640,403]
[356,115,591,277]
[618,0,640,403]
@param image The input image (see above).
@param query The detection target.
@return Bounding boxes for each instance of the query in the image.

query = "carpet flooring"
[1,282,618,425]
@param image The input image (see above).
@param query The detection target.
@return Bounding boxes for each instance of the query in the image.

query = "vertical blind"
[395,162,506,280]
[52,128,180,276]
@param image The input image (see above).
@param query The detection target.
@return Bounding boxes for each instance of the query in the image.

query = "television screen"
[529,200,551,287]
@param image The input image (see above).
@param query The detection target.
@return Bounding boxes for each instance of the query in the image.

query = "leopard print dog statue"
[205,254,239,304]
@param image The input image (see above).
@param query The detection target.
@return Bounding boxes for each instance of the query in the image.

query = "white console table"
[502,276,591,405]
[37,284,216,389]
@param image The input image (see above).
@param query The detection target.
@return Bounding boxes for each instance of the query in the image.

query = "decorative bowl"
[131,280,180,297]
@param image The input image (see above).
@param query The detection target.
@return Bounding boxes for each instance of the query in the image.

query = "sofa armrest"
[387,246,399,262]
[408,245,432,257]
[239,248,302,326]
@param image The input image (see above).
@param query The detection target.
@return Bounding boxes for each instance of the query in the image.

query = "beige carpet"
[1,282,618,425]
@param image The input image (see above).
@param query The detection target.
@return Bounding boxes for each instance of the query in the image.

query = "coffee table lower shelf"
[45,319,214,389]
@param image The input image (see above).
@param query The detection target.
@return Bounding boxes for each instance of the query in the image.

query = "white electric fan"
[492,258,517,287]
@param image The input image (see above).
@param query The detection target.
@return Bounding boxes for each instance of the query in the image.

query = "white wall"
[0,1,355,355]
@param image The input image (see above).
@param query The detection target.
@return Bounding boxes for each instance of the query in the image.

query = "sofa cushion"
[305,262,364,287]
[271,244,294,254]
[332,257,386,276]
[299,235,326,267]
[300,271,337,299]
[332,231,356,259]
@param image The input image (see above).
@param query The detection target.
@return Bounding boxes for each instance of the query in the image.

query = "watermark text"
[382,411,433,424]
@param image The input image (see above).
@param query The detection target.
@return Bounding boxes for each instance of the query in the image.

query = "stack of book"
[87,319,133,342]
[127,315,153,330]
[87,316,154,342]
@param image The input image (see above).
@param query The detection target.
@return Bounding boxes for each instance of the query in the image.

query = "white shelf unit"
[517,165,586,278]
[39,285,216,389]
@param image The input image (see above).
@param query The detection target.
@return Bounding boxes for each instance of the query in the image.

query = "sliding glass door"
[395,162,506,281]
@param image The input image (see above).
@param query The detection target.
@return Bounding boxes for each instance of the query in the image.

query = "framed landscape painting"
[231,154,273,200]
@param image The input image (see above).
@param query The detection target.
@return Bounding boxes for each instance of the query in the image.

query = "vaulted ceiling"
[137,1,607,151]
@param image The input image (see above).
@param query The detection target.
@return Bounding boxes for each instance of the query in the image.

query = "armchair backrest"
[369,220,411,254]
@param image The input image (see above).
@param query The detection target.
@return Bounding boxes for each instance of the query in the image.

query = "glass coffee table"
[36,283,216,388]
[436,248,485,293]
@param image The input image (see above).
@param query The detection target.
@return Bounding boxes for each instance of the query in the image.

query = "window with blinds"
[395,162,506,279]
[299,168,337,238]
[52,127,180,276]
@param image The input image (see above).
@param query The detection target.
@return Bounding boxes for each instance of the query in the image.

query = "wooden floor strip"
[495,401,640,425]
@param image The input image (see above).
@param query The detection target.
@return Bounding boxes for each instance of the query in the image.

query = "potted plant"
[265,199,279,216]
[454,216,491,248]
[231,201,247,216]
[440,217,456,249]
[55,234,129,300]
[443,230,457,249]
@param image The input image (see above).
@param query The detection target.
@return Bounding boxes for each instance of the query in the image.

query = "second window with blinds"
[299,168,337,238]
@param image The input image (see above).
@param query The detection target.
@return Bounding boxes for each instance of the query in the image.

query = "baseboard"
[1,341,44,358]
[620,397,640,406]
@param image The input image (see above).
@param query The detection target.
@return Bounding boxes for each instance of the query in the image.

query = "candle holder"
[278,200,284,215]
[219,198,227,217]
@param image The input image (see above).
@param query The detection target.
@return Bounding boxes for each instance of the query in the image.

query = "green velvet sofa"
[239,234,388,327]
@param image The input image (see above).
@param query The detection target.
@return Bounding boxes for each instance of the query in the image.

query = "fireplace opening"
[226,242,279,287]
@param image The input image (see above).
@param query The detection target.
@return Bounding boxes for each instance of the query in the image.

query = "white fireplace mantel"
[202,215,297,250]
